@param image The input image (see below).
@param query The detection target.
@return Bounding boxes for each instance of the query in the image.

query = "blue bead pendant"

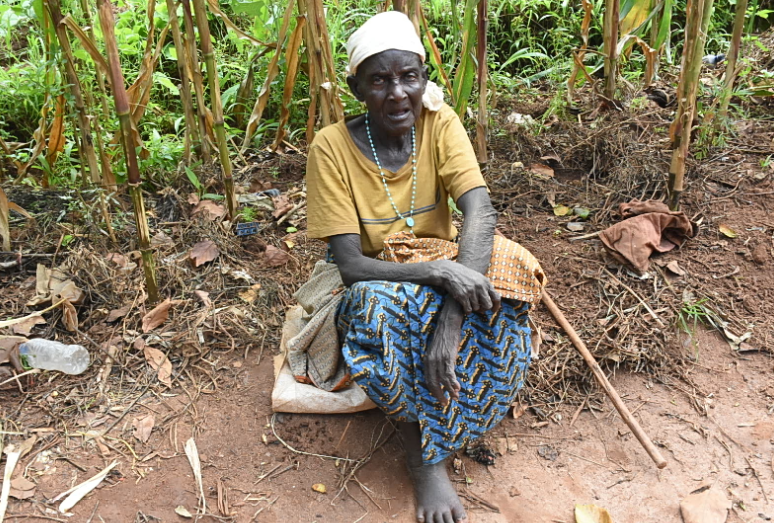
[406,217,415,227]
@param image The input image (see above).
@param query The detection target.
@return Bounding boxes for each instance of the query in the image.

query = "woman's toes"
[416,510,425,522]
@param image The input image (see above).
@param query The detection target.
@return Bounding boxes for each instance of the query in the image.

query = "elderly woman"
[305,12,544,523]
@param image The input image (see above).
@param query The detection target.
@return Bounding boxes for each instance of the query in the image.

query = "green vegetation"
[0,0,771,299]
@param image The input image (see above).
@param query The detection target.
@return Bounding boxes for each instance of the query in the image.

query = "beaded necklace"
[365,113,417,234]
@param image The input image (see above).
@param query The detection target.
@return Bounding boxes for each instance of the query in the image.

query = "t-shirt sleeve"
[305,138,361,240]
[435,106,487,202]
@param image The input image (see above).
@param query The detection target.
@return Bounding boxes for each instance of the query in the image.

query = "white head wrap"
[345,11,445,111]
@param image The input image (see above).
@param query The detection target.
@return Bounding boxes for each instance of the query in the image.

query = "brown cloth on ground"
[599,200,697,274]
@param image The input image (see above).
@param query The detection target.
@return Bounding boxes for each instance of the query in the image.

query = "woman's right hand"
[432,260,501,314]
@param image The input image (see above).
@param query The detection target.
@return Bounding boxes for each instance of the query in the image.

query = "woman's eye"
[373,77,385,85]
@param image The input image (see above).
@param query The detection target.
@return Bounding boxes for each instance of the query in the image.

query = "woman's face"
[348,50,428,139]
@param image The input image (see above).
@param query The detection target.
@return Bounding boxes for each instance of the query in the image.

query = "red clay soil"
[4,327,774,522]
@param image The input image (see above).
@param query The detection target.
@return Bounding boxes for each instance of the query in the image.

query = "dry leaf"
[264,245,289,267]
[666,260,686,276]
[0,186,32,251]
[312,483,327,494]
[719,224,738,238]
[132,414,155,443]
[553,204,572,216]
[61,300,79,331]
[105,253,129,268]
[511,403,527,420]
[540,154,562,164]
[57,461,117,513]
[528,163,554,179]
[11,316,46,336]
[52,280,85,305]
[187,193,200,206]
[575,504,614,523]
[566,222,584,232]
[151,231,174,247]
[26,264,84,307]
[175,506,193,518]
[192,200,226,221]
[190,240,219,267]
[239,284,262,304]
[680,485,731,523]
[184,438,206,513]
[107,305,131,323]
[141,299,173,333]
[143,346,172,387]
[271,194,293,219]
[194,290,211,307]
[9,475,36,500]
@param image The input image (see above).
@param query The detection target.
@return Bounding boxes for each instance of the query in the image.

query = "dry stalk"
[192,0,237,219]
[475,0,488,164]
[667,0,715,210]
[166,0,201,162]
[96,0,159,303]
[181,0,212,162]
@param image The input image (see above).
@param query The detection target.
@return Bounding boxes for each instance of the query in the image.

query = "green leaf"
[553,204,572,216]
[184,167,202,191]
[285,226,297,233]
[655,0,673,50]
[452,0,478,117]
[233,0,266,17]
[203,193,225,201]
[448,196,462,215]
[153,72,178,95]
[573,207,591,219]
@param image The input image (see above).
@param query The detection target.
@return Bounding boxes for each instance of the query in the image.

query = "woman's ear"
[347,75,365,102]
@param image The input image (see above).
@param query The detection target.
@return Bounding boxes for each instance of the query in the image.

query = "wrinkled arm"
[329,234,444,288]
[438,186,499,320]
[425,186,501,404]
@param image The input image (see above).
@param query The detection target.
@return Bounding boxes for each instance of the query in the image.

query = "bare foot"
[398,422,468,523]
[408,460,467,523]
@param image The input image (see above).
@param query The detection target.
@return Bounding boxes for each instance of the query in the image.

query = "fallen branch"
[541,291,668,469]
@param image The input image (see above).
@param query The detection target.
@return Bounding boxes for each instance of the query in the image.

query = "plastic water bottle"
[18,339,90,375]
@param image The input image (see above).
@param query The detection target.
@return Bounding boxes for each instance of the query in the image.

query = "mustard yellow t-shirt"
[306,103,486,257]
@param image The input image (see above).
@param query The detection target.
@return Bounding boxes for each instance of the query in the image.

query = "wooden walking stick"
[541,291,668,469]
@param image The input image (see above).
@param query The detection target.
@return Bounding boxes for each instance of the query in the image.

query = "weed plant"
[0,0,769,187]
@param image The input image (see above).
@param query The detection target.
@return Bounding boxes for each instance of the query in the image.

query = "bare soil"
[6,327,774,522]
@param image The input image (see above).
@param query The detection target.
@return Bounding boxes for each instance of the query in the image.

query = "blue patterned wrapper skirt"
[337,280,532,465]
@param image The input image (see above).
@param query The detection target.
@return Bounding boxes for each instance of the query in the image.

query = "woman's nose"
[387,79,407,100]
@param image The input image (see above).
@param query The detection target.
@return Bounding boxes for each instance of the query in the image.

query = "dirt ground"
[2,89,774,522]
[5,326,774,522]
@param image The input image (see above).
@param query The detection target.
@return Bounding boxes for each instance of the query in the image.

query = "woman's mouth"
[387,108,412,122]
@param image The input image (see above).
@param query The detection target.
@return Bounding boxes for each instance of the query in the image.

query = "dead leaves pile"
[5,264,87,334]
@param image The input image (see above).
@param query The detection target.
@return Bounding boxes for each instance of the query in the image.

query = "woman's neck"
[348,114,413,172]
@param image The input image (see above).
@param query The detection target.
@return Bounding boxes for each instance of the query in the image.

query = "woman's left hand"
[424,317,462,405]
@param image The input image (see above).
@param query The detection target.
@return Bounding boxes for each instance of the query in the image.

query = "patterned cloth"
[337,281,533,465]
[377,232,546,304]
